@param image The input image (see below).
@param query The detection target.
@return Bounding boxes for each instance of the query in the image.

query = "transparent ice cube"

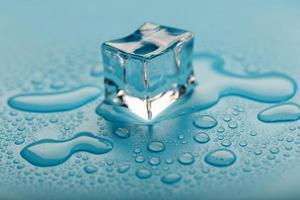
[101,22,195,121]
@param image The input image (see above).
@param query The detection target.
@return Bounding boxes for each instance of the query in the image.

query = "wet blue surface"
[1,1,300,200]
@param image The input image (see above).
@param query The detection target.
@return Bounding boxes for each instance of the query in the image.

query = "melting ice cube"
[101,22,195,121]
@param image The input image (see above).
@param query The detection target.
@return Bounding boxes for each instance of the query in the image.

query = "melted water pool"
[20,132,113,167]
[96,53,296,124]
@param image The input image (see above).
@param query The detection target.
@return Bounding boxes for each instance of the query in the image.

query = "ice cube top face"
[102,22,194,100]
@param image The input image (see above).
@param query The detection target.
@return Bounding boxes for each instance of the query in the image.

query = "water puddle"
[20,132,113,167]
[8,86,102,112]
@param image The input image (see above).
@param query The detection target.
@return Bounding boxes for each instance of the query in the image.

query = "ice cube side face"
[101,23,194,120]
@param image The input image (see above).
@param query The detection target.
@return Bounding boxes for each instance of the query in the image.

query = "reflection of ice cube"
[101,22,195,121]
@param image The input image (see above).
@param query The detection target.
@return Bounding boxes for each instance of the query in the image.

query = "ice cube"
[101,22,195,121]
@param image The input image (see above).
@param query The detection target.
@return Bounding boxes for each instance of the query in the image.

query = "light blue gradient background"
[1,1,300,199]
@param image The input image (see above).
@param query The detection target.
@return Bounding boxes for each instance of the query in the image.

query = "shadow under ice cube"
[101,22,195,121]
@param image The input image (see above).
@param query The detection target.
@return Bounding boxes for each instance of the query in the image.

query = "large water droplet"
[161,172,182,184]
[205,149,236,167]
[193,115,218,129]
[8,86,102,112]
[147,141,165,152]
[258,102,300,123]
[21,132,113,167]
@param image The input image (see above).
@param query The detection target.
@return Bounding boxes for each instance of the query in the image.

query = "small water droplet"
[149,156,161,166]
[136,168,152,179]
[250,131,257,136]
[286,136,294,142]
[221,139,231,147]
[178,152,195,165]
[253,148,263,155]
[239,140,247,147]
[117,164,130,173]
[15,138,25,145]
[193,132,210,144]
[84,165,98,174]
[269,147,280,154]
[223,115,232,122]
[165,158,174,164]
[228,121,238,129]
[135,155,145,163]
[147,141,165,152]
[114,128,130,138]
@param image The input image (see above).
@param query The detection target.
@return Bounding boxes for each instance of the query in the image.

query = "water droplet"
[114,128,130,138]
[21,132,113,167]
[149,156,160,166]
[105,158,114,166]
[267,154,276,160]
[289,126,296,131]
[286,136,294,142]
[223,115,232,122]
[228,121,238,129]
[253,148,263,155]
[250,131,257,136]
[147,141,165,152]
[193,132,210,144]
[8,86,102,112]
[258,102,300,123]
[17,164,25,169]
[239,140,247,147]
[15,138,25,145]
[178,134,184,140]
[269,147,280,154]
[136,168,152,179]
[84,165,98,174]
[178,152,195,165]
[165,158,174,164]
[217,126,225,133]
[221,139,232,147]
[285,144,293,151]
[161,172,182,184]
[205,149,236,167]
[49,117,58,123]
[117,164,130,173]
[135,155,145,163]
[193,115,217,129]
